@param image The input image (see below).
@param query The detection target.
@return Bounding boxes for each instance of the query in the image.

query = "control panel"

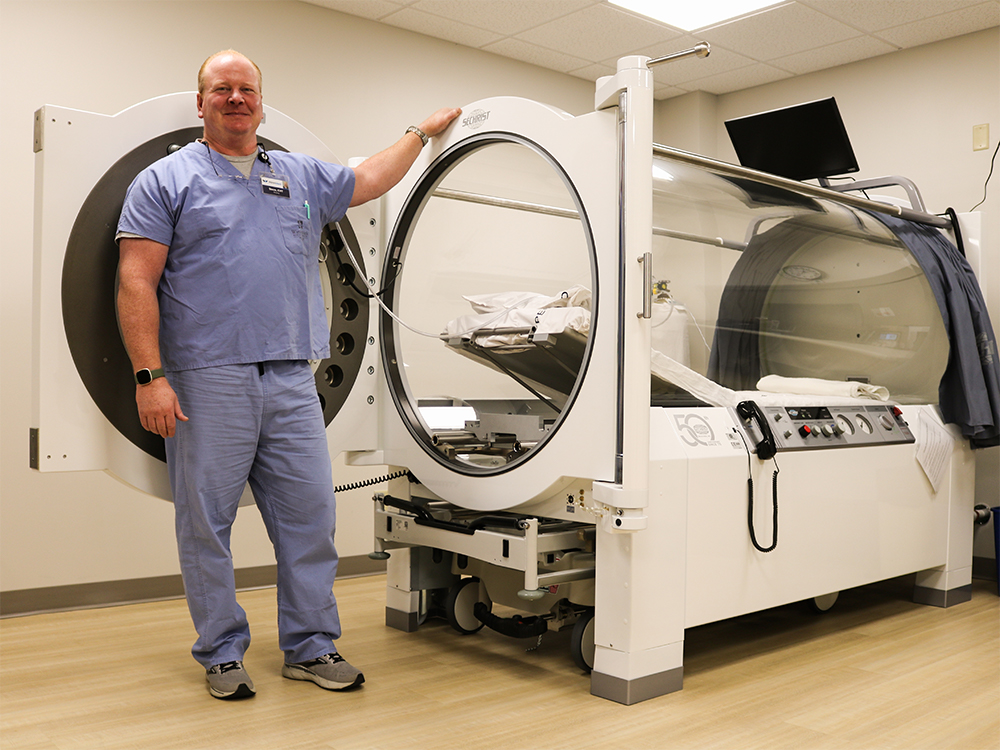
[762,404,914,451]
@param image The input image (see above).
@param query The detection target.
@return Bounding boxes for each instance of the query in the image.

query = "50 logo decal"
[673,413,721,448]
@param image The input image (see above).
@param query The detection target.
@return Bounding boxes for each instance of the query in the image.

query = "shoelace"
[304,653,343,667]
[214,661,244,674]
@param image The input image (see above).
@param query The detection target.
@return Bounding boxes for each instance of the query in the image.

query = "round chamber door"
[63,131,368,462]
[381,133,598,476]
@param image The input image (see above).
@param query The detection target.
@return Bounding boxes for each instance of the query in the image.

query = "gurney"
[440,285,892,410]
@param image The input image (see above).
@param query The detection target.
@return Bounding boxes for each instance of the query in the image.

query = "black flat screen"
[725,97,859,181]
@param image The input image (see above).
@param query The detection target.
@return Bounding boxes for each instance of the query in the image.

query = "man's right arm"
[117,237,188,437]
[350,107,462,207]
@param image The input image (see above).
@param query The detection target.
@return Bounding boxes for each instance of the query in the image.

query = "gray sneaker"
[282,652,365,691]
[205,661,255,699]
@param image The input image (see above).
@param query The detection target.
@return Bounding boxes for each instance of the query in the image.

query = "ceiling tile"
[482,38,593,72]
[653,84,691,100]
[299,0,998,97]
[381,6,505,46]
[685,63,794,94]
[771,34,898,74]
[305,0,412,20]
[876,1,1000,47]
[567,61,618,80]
[798,0,991,33]
[515,4,682,62]
[698,3,862,61]
[410,0,597,37]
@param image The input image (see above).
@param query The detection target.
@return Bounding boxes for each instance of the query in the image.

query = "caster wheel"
[445,577,491,634]
[570,609,595,673]
[809,591,839,614]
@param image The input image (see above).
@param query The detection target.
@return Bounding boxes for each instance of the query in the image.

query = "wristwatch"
[134,367,165,385]
[406,125,429,147]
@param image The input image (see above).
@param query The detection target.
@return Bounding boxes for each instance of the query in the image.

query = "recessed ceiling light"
[609,0,785,32]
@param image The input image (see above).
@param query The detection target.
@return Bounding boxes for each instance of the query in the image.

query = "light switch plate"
[973,123,989,151]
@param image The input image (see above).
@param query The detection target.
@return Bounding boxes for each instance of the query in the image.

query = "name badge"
[261,174,290,198]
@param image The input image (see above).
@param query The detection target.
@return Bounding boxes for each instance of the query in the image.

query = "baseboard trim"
[0,555,386,618]
[913,583,974,608]
[591,666,684,705]
[11,556,989,619]
[385,607,421,633]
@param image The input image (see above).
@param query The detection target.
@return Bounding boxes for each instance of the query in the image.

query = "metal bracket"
[819,175,928,213]
[33,108,43,153]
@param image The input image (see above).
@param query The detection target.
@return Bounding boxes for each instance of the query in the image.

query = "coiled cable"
[334,468,414,494]
[736,428,779,553]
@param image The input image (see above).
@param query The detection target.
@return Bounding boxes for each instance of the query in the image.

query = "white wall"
[2,2,997,597]
[0,0,594,595]
[656,28,1000,559]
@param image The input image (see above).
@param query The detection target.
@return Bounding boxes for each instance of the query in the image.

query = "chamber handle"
[638,252,652,319]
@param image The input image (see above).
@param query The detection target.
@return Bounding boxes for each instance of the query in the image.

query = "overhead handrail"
[819,175,927,213]
[433,187,579,219]
[433,186,747,250]
[652,143,950,229]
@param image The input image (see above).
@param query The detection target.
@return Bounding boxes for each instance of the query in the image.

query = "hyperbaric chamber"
[375,144,951,491]
[34,94,956,509]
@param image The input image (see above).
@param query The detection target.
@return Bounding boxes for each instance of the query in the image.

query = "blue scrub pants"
[165,361,341,668]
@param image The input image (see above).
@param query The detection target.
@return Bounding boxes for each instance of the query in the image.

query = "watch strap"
[135,367,165,385]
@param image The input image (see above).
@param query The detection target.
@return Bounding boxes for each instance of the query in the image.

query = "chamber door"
[32,94,379,500]
[378,97,620,511]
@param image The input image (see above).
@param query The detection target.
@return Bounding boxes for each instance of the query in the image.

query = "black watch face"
[136,369,152,385]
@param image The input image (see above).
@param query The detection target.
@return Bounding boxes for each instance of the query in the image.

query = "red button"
[798,425,812,437]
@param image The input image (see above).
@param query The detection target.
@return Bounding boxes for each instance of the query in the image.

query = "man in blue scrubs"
[116,49,460,699]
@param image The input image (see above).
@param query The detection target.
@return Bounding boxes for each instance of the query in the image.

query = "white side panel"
[324,197,382,456]
[677,405,958,628]
[592,410,689,671]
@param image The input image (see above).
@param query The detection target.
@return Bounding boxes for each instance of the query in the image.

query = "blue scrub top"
[118,141,355,371]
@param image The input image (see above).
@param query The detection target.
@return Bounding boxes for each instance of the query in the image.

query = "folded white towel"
[756,374,889,401]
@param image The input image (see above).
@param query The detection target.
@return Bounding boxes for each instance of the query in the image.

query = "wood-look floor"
[1,575,997,750]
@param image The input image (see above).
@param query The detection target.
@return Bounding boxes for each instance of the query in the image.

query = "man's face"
[197,54,263,147]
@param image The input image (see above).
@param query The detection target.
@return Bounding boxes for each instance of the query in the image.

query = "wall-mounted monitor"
[724,97,859,182]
